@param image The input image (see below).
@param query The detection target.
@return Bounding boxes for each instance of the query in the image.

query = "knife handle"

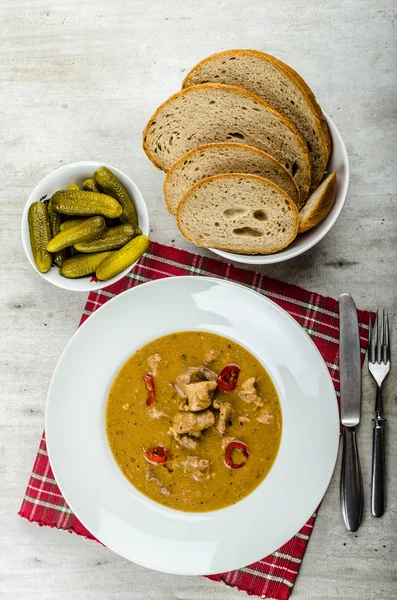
[371,417,386,517]
[341,426,363,532]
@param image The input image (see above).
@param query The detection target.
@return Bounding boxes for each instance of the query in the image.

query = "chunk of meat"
[175,367,200,397]
[239,377,263,410]
[213,400,233,435]
[178,435,198,449]
[147,353,161,375]
[256,408,274,424]
[169,410,215,438]
[175,366,217,398]
[182,456,213,482]
[199,367,218,382]
[169,429,198,450]
[182,380,217,411]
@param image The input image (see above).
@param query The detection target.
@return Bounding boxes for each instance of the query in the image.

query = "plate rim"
[45,275,339,574]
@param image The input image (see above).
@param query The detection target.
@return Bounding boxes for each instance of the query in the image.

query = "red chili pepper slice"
[145,446,168,464]
[217,364,240,392]
[143,374,155,406]
[225,441,249,469]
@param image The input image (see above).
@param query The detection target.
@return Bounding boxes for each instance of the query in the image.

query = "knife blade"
[339,293,363,532]
[339,293,362,426]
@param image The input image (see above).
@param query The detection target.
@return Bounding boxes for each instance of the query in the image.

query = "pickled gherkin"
[94,167,138,227]
[47,204,66,267]
[47,204,63,235]
[96,235,149,280]
[47,216,106,252]
[60,252,114,278]
[50,190,122,219]
[28,202,52,273]
[74,224,141,253]
[60,218,86,231]
[82,178,100,192]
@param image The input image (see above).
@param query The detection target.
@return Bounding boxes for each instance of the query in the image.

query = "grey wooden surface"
[1,1,396,598]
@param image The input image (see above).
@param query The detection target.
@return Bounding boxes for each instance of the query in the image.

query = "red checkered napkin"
[19,241,371,600]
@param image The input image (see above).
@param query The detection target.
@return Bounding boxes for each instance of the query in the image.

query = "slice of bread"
[280,60,332,157]
[177,173,299,255]
[298,171,337,233]
[164,142,300,215]
[143,83,311,202]
[182,50,331,190]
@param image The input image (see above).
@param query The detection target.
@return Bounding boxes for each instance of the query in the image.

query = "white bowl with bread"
[209,114,348,265]
[143,49,349,264]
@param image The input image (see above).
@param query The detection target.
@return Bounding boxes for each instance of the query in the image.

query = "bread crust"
[163,141,300,215]
[176,172,299,255]
[182,49,331,188]
[142,83,311,201]
[298,172,337,233]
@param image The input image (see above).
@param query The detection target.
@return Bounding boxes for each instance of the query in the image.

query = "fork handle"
[341,426,363,532]
[371,414,386,517]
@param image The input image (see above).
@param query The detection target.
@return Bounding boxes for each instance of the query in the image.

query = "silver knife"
[339,293,363,532]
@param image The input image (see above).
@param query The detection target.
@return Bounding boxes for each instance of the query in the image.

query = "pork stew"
[106,331,282,512]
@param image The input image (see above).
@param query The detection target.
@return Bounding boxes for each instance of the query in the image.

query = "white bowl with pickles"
[21,161,150,292]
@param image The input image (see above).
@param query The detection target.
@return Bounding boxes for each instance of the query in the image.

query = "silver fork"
[368,310,390,517]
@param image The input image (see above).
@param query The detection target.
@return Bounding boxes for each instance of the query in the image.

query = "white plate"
[21,161,149,292]
[46,276,339,575]
[211,113,349,264]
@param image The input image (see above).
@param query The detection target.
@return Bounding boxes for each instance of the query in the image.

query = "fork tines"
[368,309,390,365]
